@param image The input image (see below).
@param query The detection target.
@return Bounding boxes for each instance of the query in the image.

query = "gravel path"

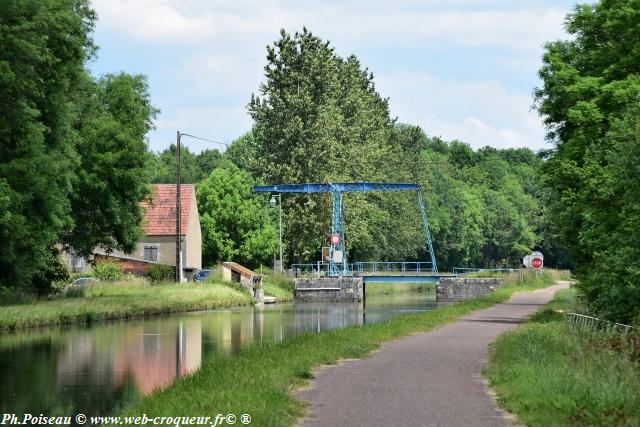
[296,282,570,427]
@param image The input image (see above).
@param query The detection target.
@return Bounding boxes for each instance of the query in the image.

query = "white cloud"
[90,0,572,152]
[377,71,547,149]
[92,0,566,50]
[92,0,216,42]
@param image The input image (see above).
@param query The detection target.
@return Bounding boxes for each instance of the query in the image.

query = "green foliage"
[148,145,223,184]
[536,0,640,322]
[486,288,640,426]
[93,261,123,281]
[248,28,396,263]
[197,162,277,268]
[64,73,157,257]
[0,1,157,291]
[29,248,71,295]
[240,28,560,270]
[224,131,257,171]
[0,0,95,289]
[144,264,176,283]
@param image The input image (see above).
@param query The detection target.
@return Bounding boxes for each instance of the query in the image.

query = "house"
[65,184,202,281]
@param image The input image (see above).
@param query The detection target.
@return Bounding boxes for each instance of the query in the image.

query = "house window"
[144,246,158,262]
[71,255,85,271]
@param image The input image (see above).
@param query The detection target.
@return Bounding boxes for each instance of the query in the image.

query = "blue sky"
[89,0,580,153]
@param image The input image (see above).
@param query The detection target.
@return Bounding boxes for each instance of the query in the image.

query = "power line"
[180,133,229,147]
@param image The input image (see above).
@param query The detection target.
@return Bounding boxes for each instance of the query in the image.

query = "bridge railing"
[351,261,435,274]
[291,263,330,278]
[290,261,436,278]
[452,267,520,275]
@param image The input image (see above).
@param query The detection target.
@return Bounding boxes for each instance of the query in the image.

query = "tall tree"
[0,1,158,292]
[197,162,276,268]
[536,0,640,322]
[148,145,223,184]
[0,0,95,290]
[248,28,396,263]
[63,73,157,257]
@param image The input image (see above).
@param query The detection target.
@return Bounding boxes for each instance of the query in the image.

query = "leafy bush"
[263,272,294,293]
[30,249,70,295]
[144,264,175,283]
[0,286,37,305]
[94,261,124,281]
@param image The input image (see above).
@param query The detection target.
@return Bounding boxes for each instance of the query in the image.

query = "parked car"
[61,277,99,298]
[70,277,99,286]
[194,269,212,283]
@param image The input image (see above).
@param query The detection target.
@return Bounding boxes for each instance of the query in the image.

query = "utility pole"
[173,131,228,283]
[175,131,182,283]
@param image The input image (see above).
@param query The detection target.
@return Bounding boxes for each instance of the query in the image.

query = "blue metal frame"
[253,182,420,193]
[329,190,347,276]
[253,182,438,276]
[363,275,440,284]
[417,190,438,273]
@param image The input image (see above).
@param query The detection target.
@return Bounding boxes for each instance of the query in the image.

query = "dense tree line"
[0,0,155,293]
[536,0,640,323]
[208,28,568,272]
[1,4,579,300]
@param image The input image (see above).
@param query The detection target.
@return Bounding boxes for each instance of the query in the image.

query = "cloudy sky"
[89,0,578,153]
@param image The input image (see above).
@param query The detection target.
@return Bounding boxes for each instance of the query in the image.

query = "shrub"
[31,249,70,295]
[144,264,175,283]
[94,261,124,281]
[263,272,294,293]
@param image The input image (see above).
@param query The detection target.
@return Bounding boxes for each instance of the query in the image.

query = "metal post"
[417,190,438,273]
[278,194,283,271]
[328,190,347,276]
[175,131,182,283]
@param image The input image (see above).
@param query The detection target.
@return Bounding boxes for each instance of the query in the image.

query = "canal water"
[0,292,437,417]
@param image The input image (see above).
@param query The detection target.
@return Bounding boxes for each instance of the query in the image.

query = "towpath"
[297,282,570,427]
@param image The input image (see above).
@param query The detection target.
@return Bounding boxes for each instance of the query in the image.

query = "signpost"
[523,251,544,269]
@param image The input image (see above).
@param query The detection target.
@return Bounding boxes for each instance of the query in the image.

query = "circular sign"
[531,257,543,269]
[330,234,341,245]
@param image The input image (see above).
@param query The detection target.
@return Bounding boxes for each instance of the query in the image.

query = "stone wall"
[294,277,364,302]
[436,277,504,302]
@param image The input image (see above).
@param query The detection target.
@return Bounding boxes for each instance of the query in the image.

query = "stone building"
[64,184,202,281]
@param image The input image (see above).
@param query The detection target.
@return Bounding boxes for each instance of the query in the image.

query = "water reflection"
[0,293,436,416]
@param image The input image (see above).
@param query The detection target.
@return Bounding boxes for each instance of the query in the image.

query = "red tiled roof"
[141,184,195,236]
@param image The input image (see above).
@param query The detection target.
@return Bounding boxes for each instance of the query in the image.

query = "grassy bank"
[262,273,295,302]
[0,280,254,332]
[204,267,295,302]
[485,288,640,426]
[113,271,559,426]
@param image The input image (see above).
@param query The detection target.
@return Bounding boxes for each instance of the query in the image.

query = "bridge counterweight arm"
[253,182,420,193]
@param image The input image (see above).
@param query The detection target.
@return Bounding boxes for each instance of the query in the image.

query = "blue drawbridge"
[253,182,438,278]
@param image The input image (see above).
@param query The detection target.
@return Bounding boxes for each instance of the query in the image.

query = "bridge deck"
[361,275,444,283]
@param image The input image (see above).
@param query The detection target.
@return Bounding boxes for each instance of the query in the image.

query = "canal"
[0,291,437,417]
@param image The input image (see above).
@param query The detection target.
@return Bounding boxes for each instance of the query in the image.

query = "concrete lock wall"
[294,277,364,302]
[436,278,504,302]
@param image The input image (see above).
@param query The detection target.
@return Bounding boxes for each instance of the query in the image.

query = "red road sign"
[531,257,543,269]
[330,234,341,245]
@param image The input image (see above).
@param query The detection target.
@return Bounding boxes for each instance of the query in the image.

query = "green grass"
[202,265,295,302]
[112,270,558,427]
[467,269,571,281]
[364,282,434,296]
[262,272,294,302]
[485,287,640,427]
[0,280,253,332]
